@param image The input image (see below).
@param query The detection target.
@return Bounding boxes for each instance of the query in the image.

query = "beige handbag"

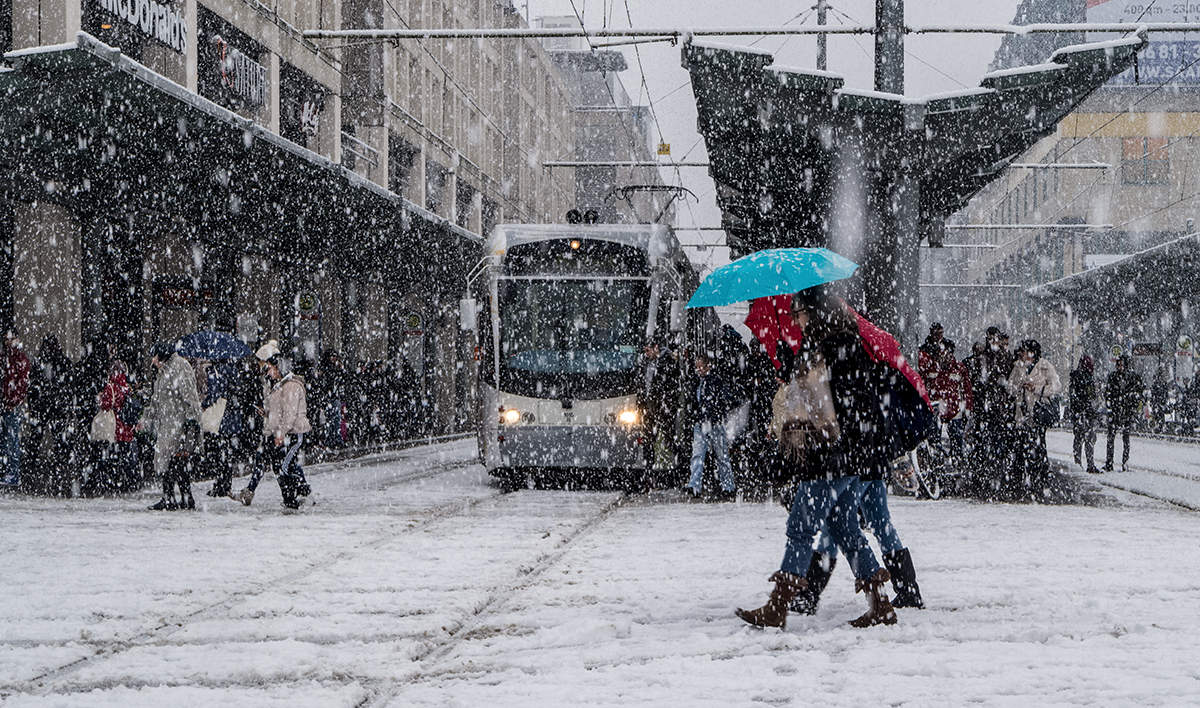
[200,397,228,435]
[89,410,117,443]
[771,351,840,462]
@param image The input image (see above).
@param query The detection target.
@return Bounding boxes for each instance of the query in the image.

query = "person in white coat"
[141,342,202,510]
[235,342,312,509]
[1006,339,1062,498]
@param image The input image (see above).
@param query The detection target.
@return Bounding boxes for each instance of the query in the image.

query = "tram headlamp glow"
[617,409,640,426]
[501,409,522,425]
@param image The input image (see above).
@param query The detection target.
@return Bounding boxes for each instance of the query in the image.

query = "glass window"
[498,278,649,376]
[1122,137,1170,185]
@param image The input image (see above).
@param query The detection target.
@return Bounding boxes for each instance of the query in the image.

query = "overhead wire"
[618,0,705,239]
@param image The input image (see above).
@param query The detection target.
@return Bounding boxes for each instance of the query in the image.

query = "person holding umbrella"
[176,326,253,498]
[691,248,933,628]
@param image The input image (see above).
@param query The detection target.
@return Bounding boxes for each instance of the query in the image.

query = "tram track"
[20,450,501,697]
[354,491,633,708]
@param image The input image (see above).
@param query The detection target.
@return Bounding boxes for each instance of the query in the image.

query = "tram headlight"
[617,409,640,426]
[501,409,522,425]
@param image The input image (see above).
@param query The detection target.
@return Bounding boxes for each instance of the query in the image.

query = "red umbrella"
[745,294,931,408]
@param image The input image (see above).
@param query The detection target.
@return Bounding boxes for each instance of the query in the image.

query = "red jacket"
[99,372,134,443]
[928,359,973,421]
[3,346,31,409]
[744,294,931,408]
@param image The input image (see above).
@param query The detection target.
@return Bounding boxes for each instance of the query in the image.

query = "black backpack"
[118,393,144,427]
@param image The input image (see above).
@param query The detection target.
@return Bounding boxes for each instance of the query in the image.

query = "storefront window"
[280,62,329,149]
[197,8,268,114]
[388,135,420,197]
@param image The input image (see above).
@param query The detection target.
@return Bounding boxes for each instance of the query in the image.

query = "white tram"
[460,223,713,482]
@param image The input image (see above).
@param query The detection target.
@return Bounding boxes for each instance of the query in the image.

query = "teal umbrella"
[686,247,859,308]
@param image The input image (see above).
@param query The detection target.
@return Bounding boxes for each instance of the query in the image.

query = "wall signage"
[95,0,188,54]
[211,34,267,108]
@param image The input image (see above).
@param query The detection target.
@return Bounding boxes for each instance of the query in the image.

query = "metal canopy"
[0,33,477,289]
[1029,234,1200,321]
[683,34,1145,258]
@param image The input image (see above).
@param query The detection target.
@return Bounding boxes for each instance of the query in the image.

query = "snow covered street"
[2,438,1199,706]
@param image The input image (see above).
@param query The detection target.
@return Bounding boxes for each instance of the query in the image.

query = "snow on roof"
[2,41,79,63]
[922,86,996,102]
[981,63,1066,81]
[835,87,906,102]
[766,65,842,81]
[687,39,774,57]
[1051,34,1145,61]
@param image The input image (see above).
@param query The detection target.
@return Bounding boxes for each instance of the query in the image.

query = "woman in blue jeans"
[792,477,925,615]
[737,288,900,630]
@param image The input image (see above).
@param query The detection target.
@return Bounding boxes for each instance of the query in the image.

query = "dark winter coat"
[641,350,680,434]
[1069,368,1099,422]
[1105,370,1144,426]
[29,341,72,426]
[776,327,933,483]
[691,371,733,425]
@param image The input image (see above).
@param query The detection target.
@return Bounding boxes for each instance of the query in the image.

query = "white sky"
[520,0,1024,273]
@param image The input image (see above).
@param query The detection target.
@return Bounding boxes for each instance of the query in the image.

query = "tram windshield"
[497,277,650,399]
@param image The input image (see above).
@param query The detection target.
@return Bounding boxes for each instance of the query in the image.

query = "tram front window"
[498,277,649,399]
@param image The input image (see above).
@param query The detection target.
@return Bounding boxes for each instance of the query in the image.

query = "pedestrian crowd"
[0,326,428,509]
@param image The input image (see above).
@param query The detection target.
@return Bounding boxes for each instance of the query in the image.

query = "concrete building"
[0,0,575,434]
[539,15,676,226]
[923,0,1200,379]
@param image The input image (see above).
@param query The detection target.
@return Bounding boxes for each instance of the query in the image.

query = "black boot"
[883,548,924,609]
[789,553,837,615]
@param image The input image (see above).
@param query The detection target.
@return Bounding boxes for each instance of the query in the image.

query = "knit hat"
[255,339,281,362]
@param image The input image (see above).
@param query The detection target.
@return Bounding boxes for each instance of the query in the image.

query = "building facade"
[923,0,1200,381]
[0,0,576,434]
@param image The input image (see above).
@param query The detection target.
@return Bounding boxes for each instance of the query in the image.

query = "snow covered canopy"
[683,35,1147,258]
[0,32,478,287]
[1029,232,1200,321]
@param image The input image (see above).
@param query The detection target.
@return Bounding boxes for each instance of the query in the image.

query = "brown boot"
[736,571,807,629]
[849,568,898,628]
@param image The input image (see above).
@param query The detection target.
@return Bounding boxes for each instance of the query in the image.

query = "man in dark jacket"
[1069,355,1100,474]
[683,353,735,499]
[640,338,679,479]
[1104,355,1143,472]
[27,335,76,494]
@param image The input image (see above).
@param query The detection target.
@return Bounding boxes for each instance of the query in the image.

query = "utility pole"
[816,0,829,70]
[861,0,921,348]
[874,0,904,93]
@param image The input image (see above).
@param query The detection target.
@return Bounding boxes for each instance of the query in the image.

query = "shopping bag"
[89,409,117,443]
[200,397,228,434]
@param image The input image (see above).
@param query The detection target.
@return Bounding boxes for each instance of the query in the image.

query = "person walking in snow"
[1104,355,1143,473]
[737,286,923,630]
[683,352,736,500]
[235,342,312,509]
[1,330,31,488]
[1069,355,1101,474]
[1007,339,1062,498]
[141,342,202,511]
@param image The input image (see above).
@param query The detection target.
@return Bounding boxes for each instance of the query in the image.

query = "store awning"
[0,32,478,291]
[682,34,1145,258]
[1028,233,1200,320]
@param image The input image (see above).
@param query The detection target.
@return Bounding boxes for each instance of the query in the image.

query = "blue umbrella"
[686,247,859,308]
[176,330,253,360]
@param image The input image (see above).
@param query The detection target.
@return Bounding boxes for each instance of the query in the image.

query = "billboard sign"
[1087,0,1200,86]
